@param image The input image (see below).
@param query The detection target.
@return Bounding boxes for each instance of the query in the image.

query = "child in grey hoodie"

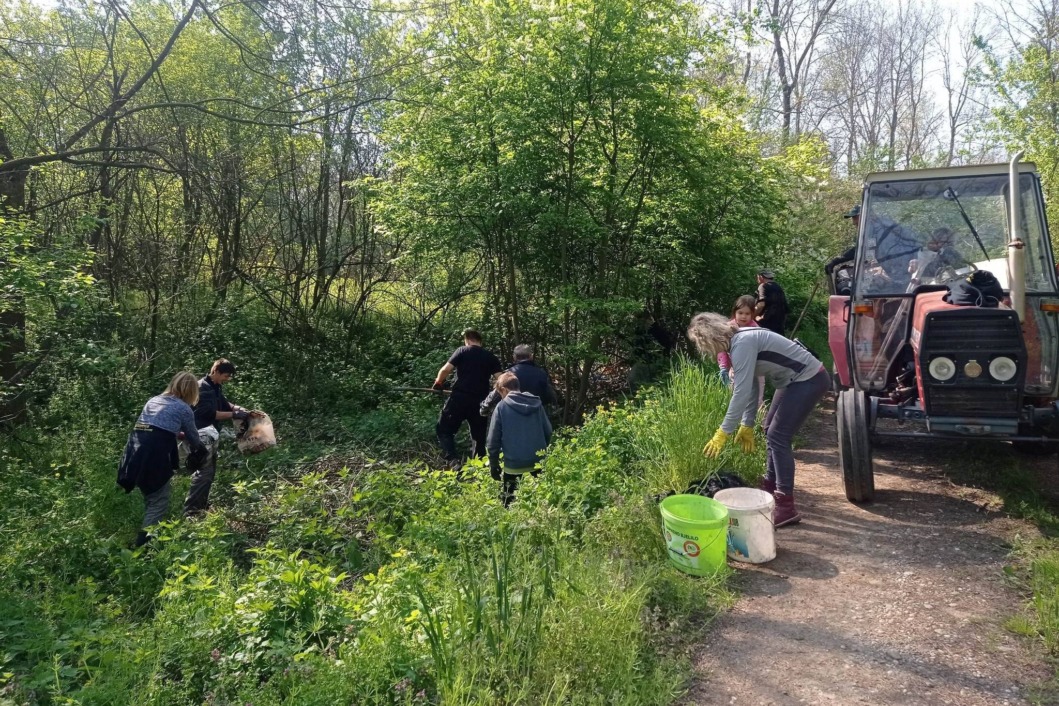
[486,372,552,506]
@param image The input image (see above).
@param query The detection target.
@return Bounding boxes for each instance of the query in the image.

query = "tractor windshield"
[855,172,1054,297]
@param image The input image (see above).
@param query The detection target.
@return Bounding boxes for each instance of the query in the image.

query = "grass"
[632,358,766,494]
[0,361,739,705]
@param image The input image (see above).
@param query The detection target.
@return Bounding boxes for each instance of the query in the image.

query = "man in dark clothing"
[834,204,919,293]
[433,329,503,463]
[479,344,556,417]
[825,204,860,277]
[486,372,552,506]
[755,269,788,336]
[184,358,249,515]
[825,204,862,295]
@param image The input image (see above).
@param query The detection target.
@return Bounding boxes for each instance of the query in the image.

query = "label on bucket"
[665,526,703,570]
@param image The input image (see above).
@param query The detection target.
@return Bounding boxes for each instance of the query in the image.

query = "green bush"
[0,353,744,705]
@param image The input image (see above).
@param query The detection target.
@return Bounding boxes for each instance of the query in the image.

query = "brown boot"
[759,477,776,495]
[773,491,801,527]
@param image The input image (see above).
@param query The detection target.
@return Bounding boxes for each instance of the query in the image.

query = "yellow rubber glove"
[702,428,729,458]
[735,424,756,454]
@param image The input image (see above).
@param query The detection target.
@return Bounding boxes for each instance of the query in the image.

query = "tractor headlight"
[989,356,1017,382]
[929,356,957,381]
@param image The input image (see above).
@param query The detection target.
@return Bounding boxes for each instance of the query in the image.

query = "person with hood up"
[486,372,553,506]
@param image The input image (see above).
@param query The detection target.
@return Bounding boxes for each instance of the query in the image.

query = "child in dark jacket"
[486,372,552,506]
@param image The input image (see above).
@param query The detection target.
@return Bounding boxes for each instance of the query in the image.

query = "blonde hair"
[496,371,520,393]
[164,371,200,407]
[687,312,738,359]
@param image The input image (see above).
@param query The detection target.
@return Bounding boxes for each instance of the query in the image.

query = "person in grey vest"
[118,372,205,546]
[688,313,829,527]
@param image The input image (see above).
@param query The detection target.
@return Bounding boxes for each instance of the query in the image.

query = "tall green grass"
[0,364,735,705]
[633,359,766,494]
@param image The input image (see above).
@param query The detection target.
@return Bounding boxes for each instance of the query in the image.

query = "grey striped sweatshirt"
[722,328,824,433]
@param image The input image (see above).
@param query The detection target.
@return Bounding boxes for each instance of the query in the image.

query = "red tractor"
[828,155,1059,502]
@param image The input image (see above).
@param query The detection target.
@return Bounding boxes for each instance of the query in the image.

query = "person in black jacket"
[825,204,860,286]
[479,344,556,418]
[432,329,503,463]
[755,270,789,336]
[183,358,250,515]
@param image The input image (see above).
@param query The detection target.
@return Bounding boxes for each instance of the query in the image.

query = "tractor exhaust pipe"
[1009,151,1027,322]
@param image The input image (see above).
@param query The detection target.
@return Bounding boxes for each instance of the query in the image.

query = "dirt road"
[686,400,1055,705]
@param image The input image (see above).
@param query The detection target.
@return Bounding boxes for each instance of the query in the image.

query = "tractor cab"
[828,157,1059,502]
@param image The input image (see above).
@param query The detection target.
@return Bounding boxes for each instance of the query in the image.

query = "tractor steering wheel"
[934,261,977,285]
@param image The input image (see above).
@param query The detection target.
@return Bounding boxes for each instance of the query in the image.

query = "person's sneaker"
[773,491,802,527]
[759,477,776,495]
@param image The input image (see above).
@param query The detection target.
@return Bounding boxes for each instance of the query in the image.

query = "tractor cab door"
[845,188,920,392]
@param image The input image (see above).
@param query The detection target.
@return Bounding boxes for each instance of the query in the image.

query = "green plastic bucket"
[659,494,729,576]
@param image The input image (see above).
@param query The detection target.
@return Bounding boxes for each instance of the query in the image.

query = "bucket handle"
[699,529,727,550]
[728,508,775,525]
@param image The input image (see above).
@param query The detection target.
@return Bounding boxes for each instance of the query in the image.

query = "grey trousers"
[142,480,172,528]
[183,432,219,515]
[763,368,830,494]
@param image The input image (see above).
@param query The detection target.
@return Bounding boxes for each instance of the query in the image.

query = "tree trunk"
[0,124,28,423]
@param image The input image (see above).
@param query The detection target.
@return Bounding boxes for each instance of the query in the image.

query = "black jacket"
[825,245,857,274]
[480,360,557,416]
[193,375,232,430]
[117,423,180,494]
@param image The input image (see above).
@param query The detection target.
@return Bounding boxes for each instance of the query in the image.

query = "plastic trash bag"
[684,472,747,498]
[653,471,748,504]
[235,412,277,455]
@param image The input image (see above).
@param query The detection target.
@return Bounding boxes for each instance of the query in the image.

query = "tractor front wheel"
[837,388,875,503]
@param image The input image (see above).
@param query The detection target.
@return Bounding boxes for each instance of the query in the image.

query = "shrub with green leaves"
[0,338,757,704]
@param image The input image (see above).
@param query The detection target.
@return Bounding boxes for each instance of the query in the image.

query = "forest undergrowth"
[0,356,766,706]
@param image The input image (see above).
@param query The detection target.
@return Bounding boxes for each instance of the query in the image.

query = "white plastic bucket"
[713,487,776,564]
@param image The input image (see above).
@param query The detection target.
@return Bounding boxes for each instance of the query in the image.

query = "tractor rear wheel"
[837,388,874,502]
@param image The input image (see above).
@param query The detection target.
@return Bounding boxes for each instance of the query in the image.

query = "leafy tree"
[377,0,802,419]
[0,214,99,420]
[981,1,1059,237]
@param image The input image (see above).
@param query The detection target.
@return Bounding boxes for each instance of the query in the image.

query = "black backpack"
[944,270,1004,308]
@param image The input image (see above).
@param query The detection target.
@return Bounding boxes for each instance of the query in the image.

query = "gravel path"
[684,399,1055,705]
